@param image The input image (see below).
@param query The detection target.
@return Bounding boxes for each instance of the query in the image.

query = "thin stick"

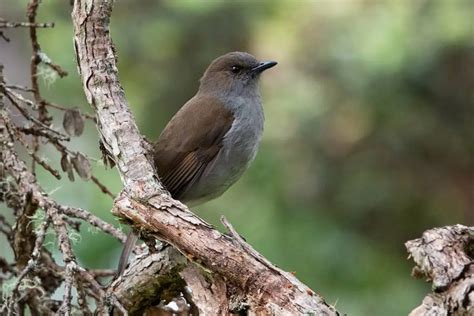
[13,122,62,180]
[46,101,96,121]
[4,83,35,92]
[0,20,54,28]
[58,205,126,243]
[27,0,47,174]
[91,175,115,198]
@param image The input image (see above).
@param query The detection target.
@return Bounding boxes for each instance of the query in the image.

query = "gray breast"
[185,96,264,205]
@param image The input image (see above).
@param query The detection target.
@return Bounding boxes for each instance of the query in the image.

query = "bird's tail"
[117,231,139,276]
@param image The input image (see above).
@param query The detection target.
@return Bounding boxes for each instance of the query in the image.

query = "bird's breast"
[221,97,264,169]
[185,96,264,205]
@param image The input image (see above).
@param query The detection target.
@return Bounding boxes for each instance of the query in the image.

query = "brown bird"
[118,52,277,274]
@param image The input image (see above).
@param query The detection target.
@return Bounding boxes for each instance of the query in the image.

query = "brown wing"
[153,94,234,200]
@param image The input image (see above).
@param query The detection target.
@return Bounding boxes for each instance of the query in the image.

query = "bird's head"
[199,51,277,97]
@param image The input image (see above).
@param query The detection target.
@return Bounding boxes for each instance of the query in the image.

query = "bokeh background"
[1,1,473,315]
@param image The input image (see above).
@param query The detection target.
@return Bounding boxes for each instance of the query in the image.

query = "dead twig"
[0,214,12,236]
[46,101,96,122]
[59,205,125,243]
[91,175,115,198]
[4,217,51,315]
[3,83,34,93]
[0,31,10,42]
[4,91,67,143]
[27,0,49,173]
[12,122,62,180]
[0,20,54,29]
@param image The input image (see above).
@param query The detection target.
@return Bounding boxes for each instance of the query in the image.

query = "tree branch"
[0,107,127,314]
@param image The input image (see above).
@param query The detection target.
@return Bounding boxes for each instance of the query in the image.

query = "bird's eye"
[231,65,241,73]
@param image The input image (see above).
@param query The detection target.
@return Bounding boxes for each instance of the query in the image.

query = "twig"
[62,216,82,232]
[3,84,38,110]
[4,83,35,93]
[221,216,281,274]
[16,125,70,142]
[58,205,126,243]
[0,214,12,235]
[0,225,11,236]
[30,153,61,179]
[78,269,105,297]
[61,263,74,315]
[0,31,10,42]
[0,20,54,28]
[1,3,122,312]
[26,1,42,108]
[27,0,48,173]
[47,206,77,316]
[37,51,68,78]
[1,108,126,313]
[47,204,122,315]
[88,269,117,278]
[77,269,109,312]
[76,277,92,315]
[13,123,62,180]
[46,101,96,122]
[0,257,14,275]
[5,92,68,139]
[4,217,51,315]
[91,175,115,198]
[14,127,112,194]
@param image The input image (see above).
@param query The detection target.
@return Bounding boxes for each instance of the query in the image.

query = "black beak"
[252,61,277,73]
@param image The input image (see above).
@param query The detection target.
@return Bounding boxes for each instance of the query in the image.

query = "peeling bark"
[407,225,474,316]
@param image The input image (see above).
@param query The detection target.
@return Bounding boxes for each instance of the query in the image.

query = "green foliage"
[2,1,472,315]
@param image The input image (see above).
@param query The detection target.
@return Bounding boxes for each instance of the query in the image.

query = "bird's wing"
[153,94,234,199]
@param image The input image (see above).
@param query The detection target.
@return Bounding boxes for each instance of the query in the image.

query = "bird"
[117,51,277,274]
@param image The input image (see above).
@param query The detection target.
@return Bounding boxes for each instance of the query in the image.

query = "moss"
[130,265,187,315]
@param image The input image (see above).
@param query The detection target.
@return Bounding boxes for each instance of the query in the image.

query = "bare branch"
[26,0,50,173]
[0,107,125,313]
[0,5,122,312]
[37,51,68,78]
[0,19,54,29]
[0,214,12,236]
[90,175,115,198]
[4,92,67,142]
[3,84,38,110]
[87,269,117,278]
[15,125,70,142]
[4,217,51,315]
[3,83,34,92]
[46,101,96,122]
[0,31,10,42]
[13,127,62,180]
[59,205,125,243]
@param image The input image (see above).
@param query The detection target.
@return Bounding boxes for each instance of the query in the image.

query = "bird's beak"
[252,61,278,73]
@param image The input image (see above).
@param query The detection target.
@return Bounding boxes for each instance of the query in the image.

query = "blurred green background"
[1,1,473,315]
